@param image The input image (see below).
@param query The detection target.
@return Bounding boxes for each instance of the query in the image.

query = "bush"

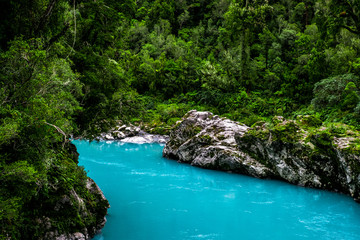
[312,74,359,110]
[341,82,360,110]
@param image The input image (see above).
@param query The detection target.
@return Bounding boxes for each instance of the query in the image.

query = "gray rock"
[163,110,272,178]
[121,131,169,144]
[56,232,86,240]
[163,110,360,202]
[100,123,169,143]
[56,233,85,240]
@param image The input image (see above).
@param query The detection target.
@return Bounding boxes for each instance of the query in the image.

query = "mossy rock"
[345,140,360,154]
[310,131,333,149]
[217,134,226,141]
[149,126,171,135]
[249,117,301,143]
[247,128,270,141]
[250,121,267,129]
[271,120,300,143]
[272,116,285,125]
[327,123,353,137]
[297,115,322,128]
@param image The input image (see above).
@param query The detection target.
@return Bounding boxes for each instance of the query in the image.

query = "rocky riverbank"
[163,110,360,202]
[36,143,110,240]
[98,123,169,144]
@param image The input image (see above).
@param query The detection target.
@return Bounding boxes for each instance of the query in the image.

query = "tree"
[224,0,272,90]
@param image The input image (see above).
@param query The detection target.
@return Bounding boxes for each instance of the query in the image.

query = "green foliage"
[271,118,301,143]
[310,131,333,150]
[297,115,323,128]
[2,0,360,237]
[341,82,360,110]
[312,74,360,110]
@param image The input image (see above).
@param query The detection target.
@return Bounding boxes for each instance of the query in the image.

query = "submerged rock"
[163,110,360,202]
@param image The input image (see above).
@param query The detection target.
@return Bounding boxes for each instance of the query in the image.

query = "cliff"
[163,110,360,202]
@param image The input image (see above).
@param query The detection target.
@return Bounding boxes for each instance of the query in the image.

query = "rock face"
[163,110,360,202]
[39,176,109,240]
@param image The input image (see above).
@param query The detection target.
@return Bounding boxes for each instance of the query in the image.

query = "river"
[73,140,360,240]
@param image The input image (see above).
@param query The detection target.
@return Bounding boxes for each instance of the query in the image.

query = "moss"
[167,117,181,126]
[271,121,300,143]
[247,121,270,140]
[217,134,226,140]
[310,131,332,148]
[247,128,270,140]
[345,139,360,154]
[272,116,285,125]
[297,115,322,128]
[327,123,350,137]
[194,126,203,134]
[149,126,171,135]
[198,134,212,144]
[247,118,302,144]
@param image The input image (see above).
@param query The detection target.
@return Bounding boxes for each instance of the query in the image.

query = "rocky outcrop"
[163,110,272,178]
[163,110,360,202]
[34,143,110,240]
[35,175,109,240]
[39,176,109,240]
[120,131,169,144]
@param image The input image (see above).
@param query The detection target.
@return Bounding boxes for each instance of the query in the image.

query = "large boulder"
[163,110,360,202]
[163,110,274,178]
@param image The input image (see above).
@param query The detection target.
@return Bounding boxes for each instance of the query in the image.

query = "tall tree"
[224,0,272,90]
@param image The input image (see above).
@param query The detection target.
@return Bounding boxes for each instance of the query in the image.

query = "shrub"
[312,74,359,110]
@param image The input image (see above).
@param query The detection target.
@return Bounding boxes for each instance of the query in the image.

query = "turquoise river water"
[73,140,360,240]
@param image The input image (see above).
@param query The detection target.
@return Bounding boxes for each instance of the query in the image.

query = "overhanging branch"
[340,25,360,34]
[44,122,67,148]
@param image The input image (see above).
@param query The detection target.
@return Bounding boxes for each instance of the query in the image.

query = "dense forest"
[1,0,360,238]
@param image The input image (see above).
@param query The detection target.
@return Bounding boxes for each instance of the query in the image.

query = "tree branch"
[44,122,68,148]
[340,25,360,34]
[36,0,58,34]
[66,0,77,59]
[45,23,70,49]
